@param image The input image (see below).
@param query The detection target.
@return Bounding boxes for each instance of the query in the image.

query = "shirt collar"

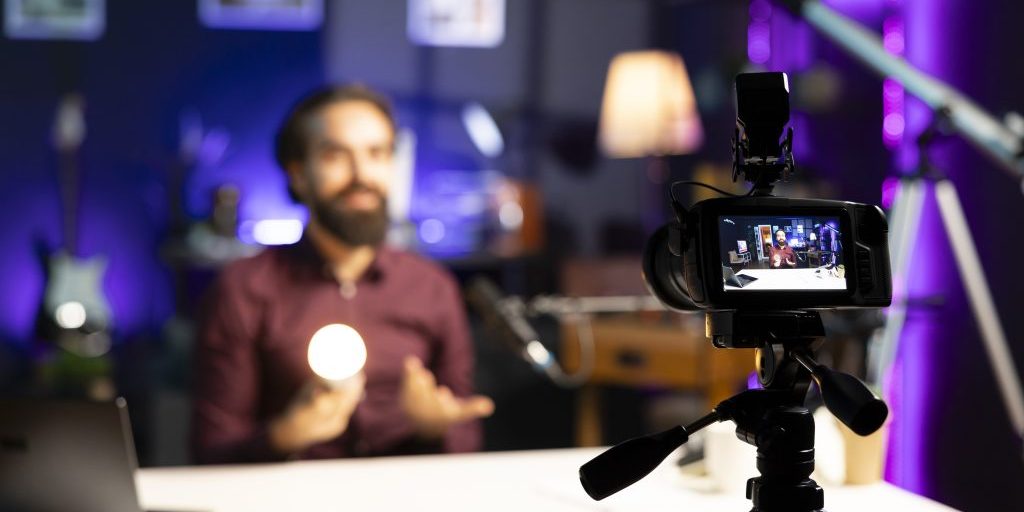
[288,233,391,284]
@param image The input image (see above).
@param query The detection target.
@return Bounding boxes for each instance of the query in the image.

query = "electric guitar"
[37,93,114,358]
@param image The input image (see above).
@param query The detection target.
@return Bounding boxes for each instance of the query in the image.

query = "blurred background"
[1,0,1023,510]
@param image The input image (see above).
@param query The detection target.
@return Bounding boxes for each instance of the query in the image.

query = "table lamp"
[598,50,702,160]
[599,50,702,232]
[307,323,367,387]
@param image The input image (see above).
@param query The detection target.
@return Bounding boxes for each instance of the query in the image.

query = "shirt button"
[340,281,357,299]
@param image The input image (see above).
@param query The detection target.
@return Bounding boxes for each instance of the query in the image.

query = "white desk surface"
[727,268,847,291]
[137,447,957,512]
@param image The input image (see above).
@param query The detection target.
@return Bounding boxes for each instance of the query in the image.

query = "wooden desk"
[560,314,753,446]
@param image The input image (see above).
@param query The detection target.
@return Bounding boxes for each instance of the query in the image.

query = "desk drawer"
[560,317,750,391]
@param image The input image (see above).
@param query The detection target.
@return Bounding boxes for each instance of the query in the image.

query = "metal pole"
[782,0,1024,184]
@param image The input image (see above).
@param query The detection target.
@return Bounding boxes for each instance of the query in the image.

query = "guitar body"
[41,251,112,337]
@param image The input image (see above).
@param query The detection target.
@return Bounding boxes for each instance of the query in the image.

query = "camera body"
[644,195,891,311]
[642,72,892,313]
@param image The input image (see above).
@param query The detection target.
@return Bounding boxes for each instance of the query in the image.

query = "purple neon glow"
[883,110,905,139]
[882,13,906,147]
[0,184,57,344]
[883,77,904,100]
[823,0,888,20]
[882,16,906,53]
[754,1,813,76]
[880,0,953,497]
[747,371,762,390]
[881,176,900,209]
[884,184,950,495]
[747,24,771,64]
[198,0,323,31]
[0,178,175,344]
[747,0,772,65]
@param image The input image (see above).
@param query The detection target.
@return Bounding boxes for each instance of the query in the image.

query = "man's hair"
[274,84,397,201]
[775,229,787,246]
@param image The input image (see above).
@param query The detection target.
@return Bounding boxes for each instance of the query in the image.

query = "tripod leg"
[934,179,1024,445]
[868,178,927,385]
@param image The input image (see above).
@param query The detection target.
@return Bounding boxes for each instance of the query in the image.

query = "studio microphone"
[465,277,556,376]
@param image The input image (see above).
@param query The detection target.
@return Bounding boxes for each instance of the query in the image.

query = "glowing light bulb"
[55,301,87,330]
[307,324,367,384]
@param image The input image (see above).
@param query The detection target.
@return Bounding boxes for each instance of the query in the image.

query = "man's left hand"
[400,356,495,440]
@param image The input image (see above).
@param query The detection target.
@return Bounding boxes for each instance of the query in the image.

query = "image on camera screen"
[718,215,847,291]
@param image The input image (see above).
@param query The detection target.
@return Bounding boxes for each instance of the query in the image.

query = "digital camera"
[642,72,892,312]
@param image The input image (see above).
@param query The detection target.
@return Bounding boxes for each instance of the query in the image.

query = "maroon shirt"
[768,245,797,268]
[191,238,480,464]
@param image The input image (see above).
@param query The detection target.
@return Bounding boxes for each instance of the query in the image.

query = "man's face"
[289,100,395,246]
[776,231,787,246]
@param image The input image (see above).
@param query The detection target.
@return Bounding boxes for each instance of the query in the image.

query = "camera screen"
[718,215,847,291]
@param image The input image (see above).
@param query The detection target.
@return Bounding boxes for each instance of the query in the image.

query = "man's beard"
[312,185,390,247]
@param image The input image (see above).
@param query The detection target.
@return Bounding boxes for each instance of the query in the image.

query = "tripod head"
[579,310,888,510]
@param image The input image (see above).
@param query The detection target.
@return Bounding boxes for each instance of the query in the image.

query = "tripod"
[776,0,1024,463]
[579,310,888,511]
[868,117,1024,450]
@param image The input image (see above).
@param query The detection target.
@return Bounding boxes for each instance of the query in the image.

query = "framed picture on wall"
[199,0,322,31]
[4,0,105,40]
[407,0,505,48]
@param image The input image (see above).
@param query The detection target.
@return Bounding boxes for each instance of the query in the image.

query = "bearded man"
[192,86,493,463]
[768,229,797,269]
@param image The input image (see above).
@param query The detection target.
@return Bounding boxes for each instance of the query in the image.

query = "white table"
[727,268,846,291]
[137,448,957,512]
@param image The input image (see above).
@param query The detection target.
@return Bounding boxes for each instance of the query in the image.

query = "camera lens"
[642,224,699,311]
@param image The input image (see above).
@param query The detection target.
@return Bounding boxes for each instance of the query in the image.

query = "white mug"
[704,421,758,493]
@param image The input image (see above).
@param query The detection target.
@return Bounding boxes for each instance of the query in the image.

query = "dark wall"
[0,3,323,347]
[719,220,743,263]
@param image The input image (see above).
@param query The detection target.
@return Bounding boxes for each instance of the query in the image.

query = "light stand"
[869,115,1024,444]
[773,0,1024,455]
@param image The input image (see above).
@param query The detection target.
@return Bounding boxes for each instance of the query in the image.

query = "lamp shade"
[598,50,703,158]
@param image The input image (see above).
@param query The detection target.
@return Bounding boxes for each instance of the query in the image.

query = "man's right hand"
[268,373,366,456]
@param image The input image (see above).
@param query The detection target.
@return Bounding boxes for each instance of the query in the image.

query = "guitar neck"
[53,94,86,257]
[59,148,79,256]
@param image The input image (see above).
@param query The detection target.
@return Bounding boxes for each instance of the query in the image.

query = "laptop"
[0,397,164,512]
[722,265,758,288]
